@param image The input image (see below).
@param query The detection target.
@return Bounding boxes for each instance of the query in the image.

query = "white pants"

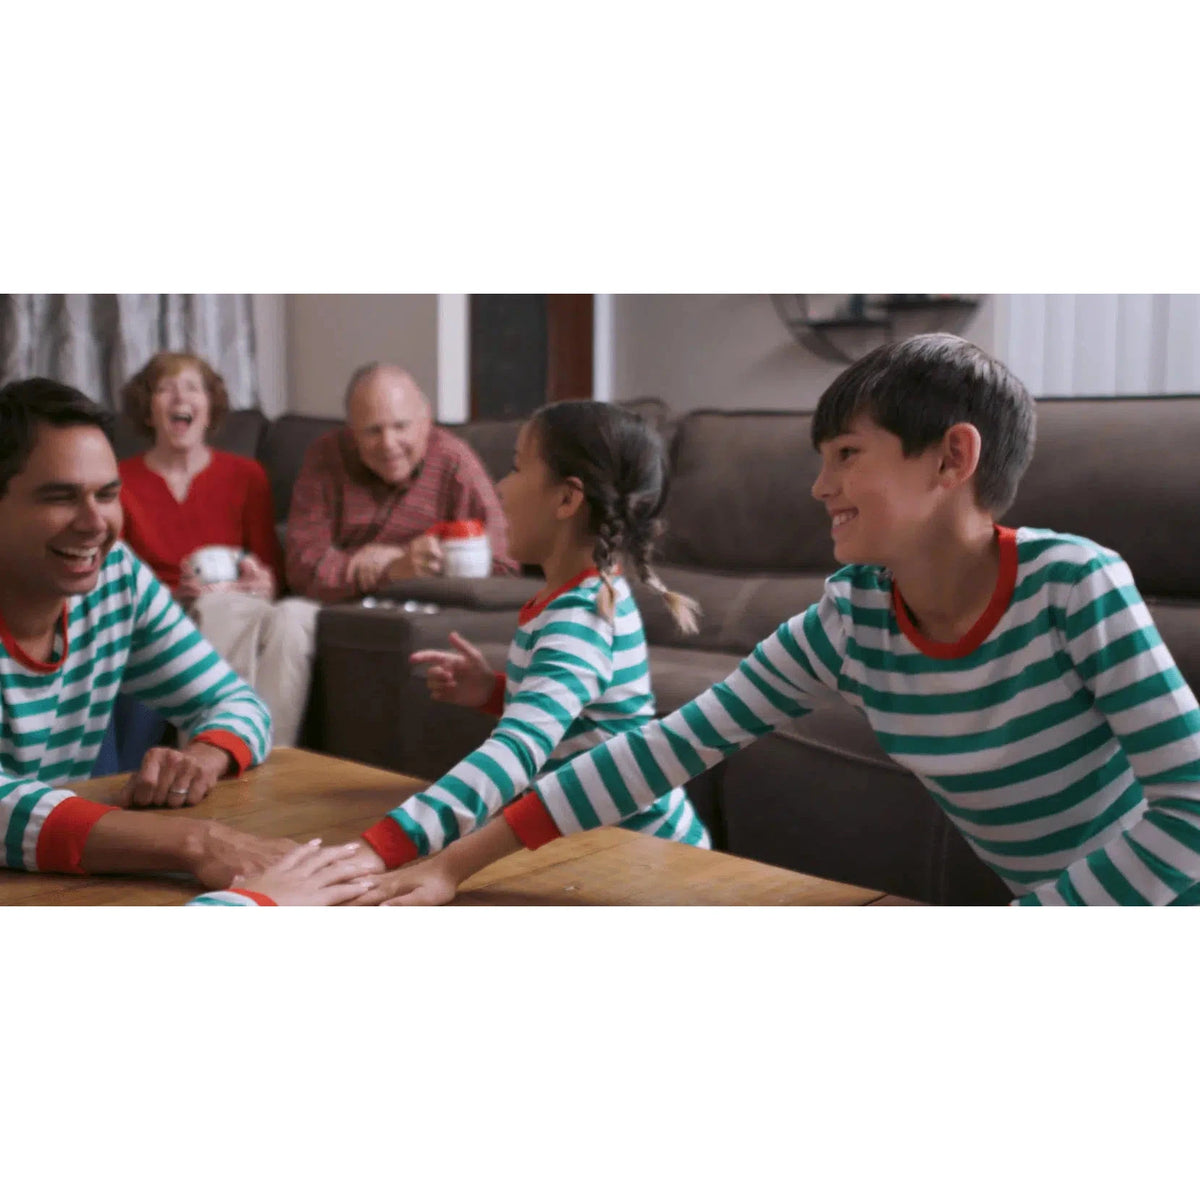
[192,593,319,748]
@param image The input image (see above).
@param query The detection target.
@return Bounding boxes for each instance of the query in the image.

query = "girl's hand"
[236,553,276,600]
[410,632,495,708]
[231,839,377,906]
[348,856,460,907]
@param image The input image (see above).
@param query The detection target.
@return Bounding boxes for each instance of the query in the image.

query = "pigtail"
[625,511,701,636]
[593,510,621,623]
[532,400,697,632]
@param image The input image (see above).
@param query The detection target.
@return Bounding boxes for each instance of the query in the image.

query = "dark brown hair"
[812,333,1036,516]
[530,400,699,634]
[120,351,230,438]
[0,377,114,497]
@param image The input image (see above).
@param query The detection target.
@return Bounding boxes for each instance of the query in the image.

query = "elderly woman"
[119,351,284,595]
[110,351,316,759]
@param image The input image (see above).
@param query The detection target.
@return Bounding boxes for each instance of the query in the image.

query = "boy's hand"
[230,839,375,905]
[349,856,460,906]
[410,632,494,708]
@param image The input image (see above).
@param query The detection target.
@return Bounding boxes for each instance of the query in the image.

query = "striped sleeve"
[187,888,277,906]
[361,599,613,865]
[507,589,847,845]
[1018,552,1200,905]
[1,784,119,874]
[119,553,273,772]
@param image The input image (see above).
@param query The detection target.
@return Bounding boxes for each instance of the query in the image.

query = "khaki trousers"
[192,593,319,748]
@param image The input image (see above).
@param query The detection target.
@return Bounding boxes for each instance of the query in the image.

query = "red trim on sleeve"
[192,730,253,777]
[480,672,507,716]
[361,818,421,869]
[36,796,122,874]
[504,791,563,850]
[228,888,277,906]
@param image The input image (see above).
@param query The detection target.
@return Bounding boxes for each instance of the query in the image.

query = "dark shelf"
[802,317,890,331]
[882,297,978,313]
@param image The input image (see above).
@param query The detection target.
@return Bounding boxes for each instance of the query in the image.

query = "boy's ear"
[556,476,587,521]
[937,423,982,490]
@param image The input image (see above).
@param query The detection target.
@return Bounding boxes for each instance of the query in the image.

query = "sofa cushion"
[258,413,342,523]
[632,564,828,656]
[659,409,839,574]
[644,645,744,713]
[449,397,670,489]
[111,408,268,463]
[452,418,522,485]
[1004,397,1200,598]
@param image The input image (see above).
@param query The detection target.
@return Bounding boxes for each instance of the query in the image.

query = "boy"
[353,333,1200,906]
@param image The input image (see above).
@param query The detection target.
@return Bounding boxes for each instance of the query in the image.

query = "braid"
[593,502,622,622]
[623,506,700,636]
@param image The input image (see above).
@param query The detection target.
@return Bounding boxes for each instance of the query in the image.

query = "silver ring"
[168,787,190,795]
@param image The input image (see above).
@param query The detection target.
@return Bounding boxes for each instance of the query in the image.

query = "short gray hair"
[342,362,429,413]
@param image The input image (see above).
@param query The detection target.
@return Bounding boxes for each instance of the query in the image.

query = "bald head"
[344,363,433,486]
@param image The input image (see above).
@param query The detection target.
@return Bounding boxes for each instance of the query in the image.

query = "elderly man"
[286,363,516,602]
[0,377,304,888]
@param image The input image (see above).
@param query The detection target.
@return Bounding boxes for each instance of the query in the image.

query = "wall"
[284,294,438,417]
[607,294,998,414]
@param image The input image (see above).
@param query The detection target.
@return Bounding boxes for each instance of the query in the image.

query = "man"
[0,377,297,888]
[286,363,517,602]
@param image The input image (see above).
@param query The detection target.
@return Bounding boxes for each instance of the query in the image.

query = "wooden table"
[0,748,915,906]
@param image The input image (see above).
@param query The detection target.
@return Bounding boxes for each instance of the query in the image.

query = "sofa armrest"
[309,602,515,780]
[376,575,541,611]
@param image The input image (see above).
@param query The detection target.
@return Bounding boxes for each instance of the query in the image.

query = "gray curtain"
[0,294,260,411]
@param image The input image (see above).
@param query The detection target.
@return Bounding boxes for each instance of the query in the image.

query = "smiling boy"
[359,333,1200,906]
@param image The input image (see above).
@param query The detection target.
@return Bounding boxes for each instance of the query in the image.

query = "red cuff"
[479,673,507,716]
[504,791,563,850]
[192,730,254,777]
[228,888,277,906]
[361,819,421,869]
[36,796,122,874]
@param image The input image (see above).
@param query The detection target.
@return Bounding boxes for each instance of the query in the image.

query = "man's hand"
[349,854,460,906]
[386,534,443,581]
[348,543,407,593]
[229,839,376,905]
[233,553,276,600]
[191,822,305,891]
[410,632,495,708]
[116,742,232,809]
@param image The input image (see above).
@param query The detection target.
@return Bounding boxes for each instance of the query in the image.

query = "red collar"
[892,525,1017,659]
[519,568,604,624]
[0,604,71,673]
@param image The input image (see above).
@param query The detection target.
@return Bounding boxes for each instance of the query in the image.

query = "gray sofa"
[113,396,1200,905]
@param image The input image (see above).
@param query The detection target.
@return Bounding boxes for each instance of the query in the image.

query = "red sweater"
[119,452,286,590]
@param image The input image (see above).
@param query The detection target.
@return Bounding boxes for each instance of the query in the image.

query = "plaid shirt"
[285,426,517,602]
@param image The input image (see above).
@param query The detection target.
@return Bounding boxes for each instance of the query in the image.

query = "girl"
[353,399,711,880]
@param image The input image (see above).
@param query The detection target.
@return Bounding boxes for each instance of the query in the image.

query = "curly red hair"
[121,351,230,438]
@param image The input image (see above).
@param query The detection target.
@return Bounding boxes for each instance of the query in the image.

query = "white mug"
[187,544,246,585]
[431,520,492,578]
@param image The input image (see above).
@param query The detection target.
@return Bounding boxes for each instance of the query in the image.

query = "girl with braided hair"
[347,400,709,895]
